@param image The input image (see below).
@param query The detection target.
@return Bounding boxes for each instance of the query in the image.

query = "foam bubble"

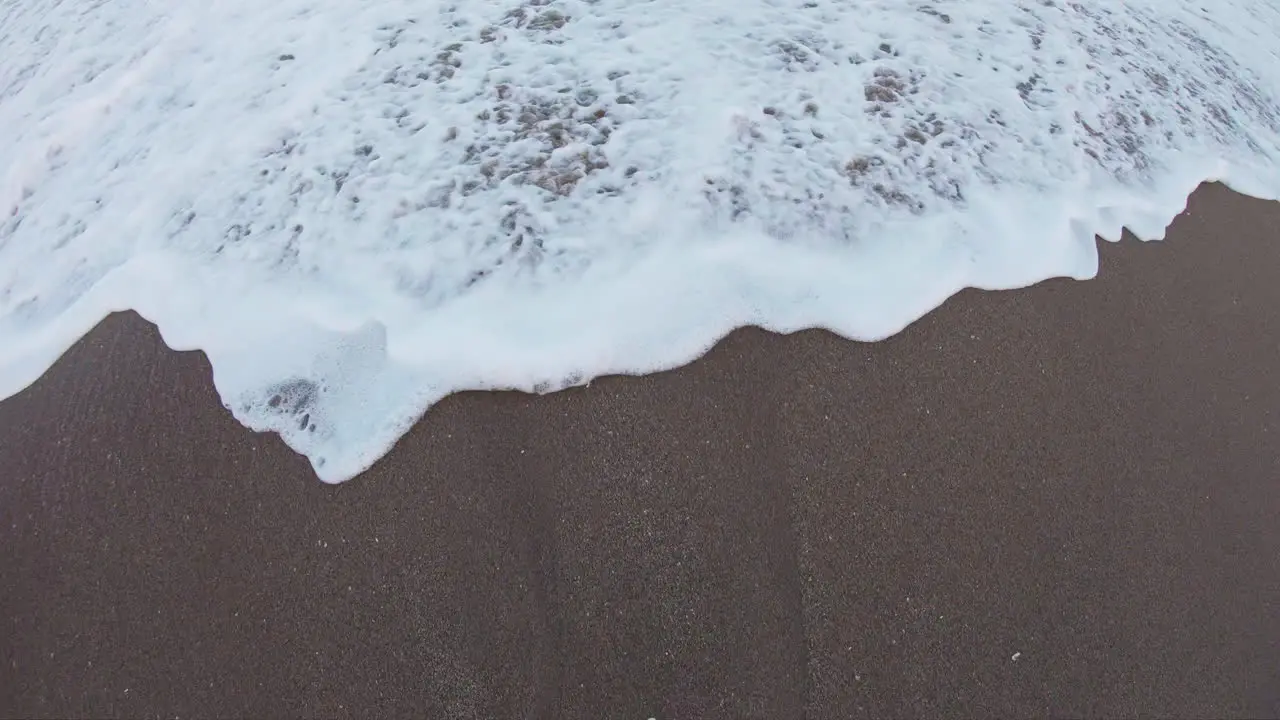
[3,0,1280,481]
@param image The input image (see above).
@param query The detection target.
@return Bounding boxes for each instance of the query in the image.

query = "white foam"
[3,0,1280,481]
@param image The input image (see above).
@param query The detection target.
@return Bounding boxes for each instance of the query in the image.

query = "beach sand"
[2,182,1279,718]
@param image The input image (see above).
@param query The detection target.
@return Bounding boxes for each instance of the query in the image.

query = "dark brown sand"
[2,183,1279,719]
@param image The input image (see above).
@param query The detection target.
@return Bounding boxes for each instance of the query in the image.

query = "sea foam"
[2,0,1279,481]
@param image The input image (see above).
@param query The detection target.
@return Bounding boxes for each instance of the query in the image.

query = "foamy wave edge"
[2,158,1275,483]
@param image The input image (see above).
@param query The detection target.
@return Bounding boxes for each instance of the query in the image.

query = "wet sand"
[2,183,1279,718]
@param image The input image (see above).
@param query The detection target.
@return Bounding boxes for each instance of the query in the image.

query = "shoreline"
[2,182,1279,717]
